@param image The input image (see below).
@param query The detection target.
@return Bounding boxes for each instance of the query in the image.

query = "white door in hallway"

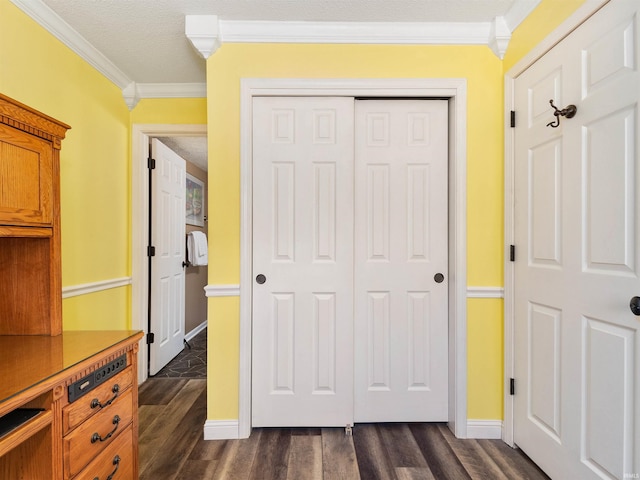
[149,139,186,376]
[252,97,355,427]
[354,99,449,422]
[513,1,640,478]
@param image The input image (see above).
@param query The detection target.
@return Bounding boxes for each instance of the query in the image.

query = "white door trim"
[131,123,207,386]
[503,0,610,447]
[239,78,468,439]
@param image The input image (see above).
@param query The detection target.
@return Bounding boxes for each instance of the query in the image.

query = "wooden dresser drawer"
[63,366,133,434]
[73,424,134,480]
[63,388,133,479]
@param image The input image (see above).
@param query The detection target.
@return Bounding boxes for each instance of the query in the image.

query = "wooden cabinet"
[0,93,70,336]
[0,331,143,479]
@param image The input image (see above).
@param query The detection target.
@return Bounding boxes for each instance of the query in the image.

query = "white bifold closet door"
[252,96,449,427]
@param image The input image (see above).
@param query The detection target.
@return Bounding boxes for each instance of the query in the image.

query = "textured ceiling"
[40,0,520,84]
[33,0,529,171]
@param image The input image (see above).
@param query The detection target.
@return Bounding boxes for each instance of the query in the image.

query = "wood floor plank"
[189,437,228,461]
[140,387,208,480]
[249,428,292,480]
[138,377,188,405]
[396,467,437,480]
[321,428,361,480]
[477,440,550,480]
[138,405,164,437]
[379,423,429,469]
[175,459,219,479]
[352,424,395,480]
[408,423,472,480]
[286,435,323,480]
[436,425,508,480]
[212,430,263,480]
[138,379,206,473]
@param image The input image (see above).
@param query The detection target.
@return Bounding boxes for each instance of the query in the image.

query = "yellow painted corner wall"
[130,98,208,125]
[0,2,131,330]
[205,43,505,420]
[503,0,586,72]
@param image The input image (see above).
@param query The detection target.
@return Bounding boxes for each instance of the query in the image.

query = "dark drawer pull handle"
[91,415,120,443]
[92,454,121,480]
[91,384,120,409]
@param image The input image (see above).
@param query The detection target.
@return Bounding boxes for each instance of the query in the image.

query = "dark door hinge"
[147,332,155,344]
[510,245,515,262]
[148,157,156,170]
[510,378,515,395]
[147,246,156,257]
[510,111,516,128]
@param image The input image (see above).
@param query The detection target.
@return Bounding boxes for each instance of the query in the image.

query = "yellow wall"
[206,43,505,419]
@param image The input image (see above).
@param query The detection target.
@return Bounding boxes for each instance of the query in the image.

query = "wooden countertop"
[0,330,142,410]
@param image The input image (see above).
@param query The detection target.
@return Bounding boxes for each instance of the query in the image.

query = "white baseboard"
[185,320,207,342]
[204,419,240,440]
[466,419,503,439]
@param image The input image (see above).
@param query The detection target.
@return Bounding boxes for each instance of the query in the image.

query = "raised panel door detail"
[407,113,431,146]
[528,303,562,441]
[312,293,337,393]
[273,163,295,262]
[367,165,390,262]
[272,110,295,143]
[529,139,562,267]
[407,291,430,390]
[407,165,430,262]
[271,293,295,393]
[313,110,336,144]
[313,163,336,263]
[583,106,635,274]
[582,317,635,479]
[367,113,390,147]
[528,68,562,128]
[583,15,636,96]
[366,291,390,391]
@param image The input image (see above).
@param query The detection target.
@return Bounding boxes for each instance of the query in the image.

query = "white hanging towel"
[187,231,208,266]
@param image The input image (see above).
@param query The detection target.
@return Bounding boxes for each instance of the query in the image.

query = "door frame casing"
[239,78,468,438]
[503,0,610,447]
[131,123,208,385]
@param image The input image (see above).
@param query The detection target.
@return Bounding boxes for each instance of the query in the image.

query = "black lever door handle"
[631,296,640,316]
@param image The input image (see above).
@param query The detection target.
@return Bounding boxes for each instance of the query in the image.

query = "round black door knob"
[434,273,445,283]
[630,296,640,316]
[256,274,266,285]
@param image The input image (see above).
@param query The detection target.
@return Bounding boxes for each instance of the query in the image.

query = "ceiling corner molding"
[186,15,221,59]
[488,16,511,59]
[504,0,542,32]
[122,82,140,110]
[10,0,132,89]
[219,20,491,46]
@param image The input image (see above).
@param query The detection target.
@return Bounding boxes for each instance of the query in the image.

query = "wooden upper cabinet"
[0,124,54,225]
[0,94,70,335]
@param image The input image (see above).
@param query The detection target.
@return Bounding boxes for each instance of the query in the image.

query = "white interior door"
[354,99,449,422]
[513,1,640,478]
[252,97,355,427]
[149,138,186,376]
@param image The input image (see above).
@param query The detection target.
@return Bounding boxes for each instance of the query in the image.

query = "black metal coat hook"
[546,99,577,128]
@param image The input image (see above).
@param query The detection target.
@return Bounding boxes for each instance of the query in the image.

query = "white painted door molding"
[503,0,613,448]
[239,78,468,439]
[131,123,207,386]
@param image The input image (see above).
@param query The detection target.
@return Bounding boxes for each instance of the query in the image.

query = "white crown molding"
[488,16,511,59]
[10,0,132,89]
[220,20,491,46]
[504,0,541,32]
[186,15,221,59]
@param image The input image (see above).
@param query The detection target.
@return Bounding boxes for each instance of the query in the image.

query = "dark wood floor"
[138,378,550,480]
